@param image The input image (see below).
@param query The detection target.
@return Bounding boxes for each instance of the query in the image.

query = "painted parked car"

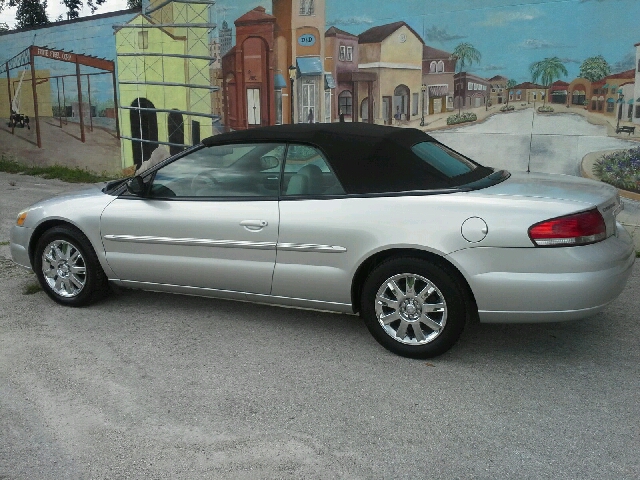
[10,123,635,358]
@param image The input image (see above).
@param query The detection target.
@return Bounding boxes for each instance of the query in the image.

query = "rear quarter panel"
[271,192,592,305]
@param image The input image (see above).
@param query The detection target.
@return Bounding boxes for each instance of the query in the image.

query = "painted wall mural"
[0,0,639,176]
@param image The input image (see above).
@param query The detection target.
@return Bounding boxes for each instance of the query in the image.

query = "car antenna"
[526,108,535,173]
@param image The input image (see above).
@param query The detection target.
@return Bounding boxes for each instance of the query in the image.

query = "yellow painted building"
[0,69,53,118]
[115,0,214,168]
[357,22,423,125]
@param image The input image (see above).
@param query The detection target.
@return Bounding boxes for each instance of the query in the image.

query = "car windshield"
[411,142,477,178]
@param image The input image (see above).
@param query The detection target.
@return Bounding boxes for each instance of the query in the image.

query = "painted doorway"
[167,110,184,156]
[382,96,391,125]
[393,84,410,120]
[301,82,317,123]
[247,88,261,126]
[130,98,158,169]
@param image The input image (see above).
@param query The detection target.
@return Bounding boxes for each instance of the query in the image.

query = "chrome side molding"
[103,235,347,253]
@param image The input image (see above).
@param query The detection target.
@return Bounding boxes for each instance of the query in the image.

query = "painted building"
[209,39,224,123]
[567,78,590,107]
[590,69,635,117]
[114,0,215,168]
[620,81,634,122]
[549,80,569,105]
[635,41,640,125]
[509,82,545,105]
[423,45,455,114]
[325,25,374,122]
[487,75,508,106]
[357,21,424,125]
[222,7,277,130]
[0,69,52,119]
[219,20,233,57]
[273,0,328,124]
[454,72,489,110]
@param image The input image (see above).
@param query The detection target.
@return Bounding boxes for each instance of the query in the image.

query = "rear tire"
[360,257,467,358]
[34,226,109,307]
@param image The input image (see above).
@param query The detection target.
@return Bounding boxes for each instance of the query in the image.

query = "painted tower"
[273,0,327,124]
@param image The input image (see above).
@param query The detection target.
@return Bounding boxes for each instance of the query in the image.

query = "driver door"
[100,143,284,295]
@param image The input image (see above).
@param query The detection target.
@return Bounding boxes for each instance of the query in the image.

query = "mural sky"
[218,0,639,82]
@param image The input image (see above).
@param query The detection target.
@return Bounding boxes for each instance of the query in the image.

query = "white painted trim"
[358,62,422,70]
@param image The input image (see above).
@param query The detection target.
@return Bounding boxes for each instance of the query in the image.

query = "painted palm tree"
[450,43,482,114]
[450,43,482,72]
[530,57,568,105]
[505,79,517,107]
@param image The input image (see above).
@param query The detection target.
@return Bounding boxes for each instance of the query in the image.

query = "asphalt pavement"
[1,172,639,479]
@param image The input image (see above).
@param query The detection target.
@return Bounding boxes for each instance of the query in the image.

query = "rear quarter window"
[411,142,477,177]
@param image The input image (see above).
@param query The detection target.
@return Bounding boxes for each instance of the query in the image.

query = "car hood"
[475,171,618,206]
[30,183,108,207]
[20,183,115,229]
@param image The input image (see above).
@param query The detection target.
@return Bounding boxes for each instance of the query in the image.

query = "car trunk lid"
[475,171,623,238]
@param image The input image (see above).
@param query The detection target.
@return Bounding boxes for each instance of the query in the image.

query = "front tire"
[360,257,467,358]
[34,226,109,306]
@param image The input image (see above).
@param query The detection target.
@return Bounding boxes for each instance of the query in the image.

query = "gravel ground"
[1,173,639,479]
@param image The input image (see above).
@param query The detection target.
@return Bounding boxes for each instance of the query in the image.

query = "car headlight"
[16,211,28,226]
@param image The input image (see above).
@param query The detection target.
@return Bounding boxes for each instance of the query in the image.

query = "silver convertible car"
[10,123,635,358]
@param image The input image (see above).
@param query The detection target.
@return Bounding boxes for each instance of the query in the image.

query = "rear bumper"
[447,224,636,323]
[10,225,33,270]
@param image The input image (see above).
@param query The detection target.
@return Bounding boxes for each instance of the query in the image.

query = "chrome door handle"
[240,220,268,231]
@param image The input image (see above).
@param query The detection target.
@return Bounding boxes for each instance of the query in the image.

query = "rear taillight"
[528,208,606,247]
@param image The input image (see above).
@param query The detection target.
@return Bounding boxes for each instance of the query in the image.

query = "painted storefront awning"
[628,99,634,104]
[606,98,614,103]
[516,90,522,94]
[297,57,323,76]
[603,84,609,88]
[428,84,448,97]
[325,73,336,89]
[552,90,568,95]
[274,74,287,89]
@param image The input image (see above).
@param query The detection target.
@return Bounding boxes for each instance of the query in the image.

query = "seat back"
[285,173,309,195]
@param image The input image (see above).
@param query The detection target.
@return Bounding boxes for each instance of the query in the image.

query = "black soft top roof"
[202,123,490,194]
[202,123,434,148]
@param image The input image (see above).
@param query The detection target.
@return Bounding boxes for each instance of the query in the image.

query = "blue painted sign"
[298,34,316,47]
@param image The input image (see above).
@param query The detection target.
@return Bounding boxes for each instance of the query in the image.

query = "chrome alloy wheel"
[41,239,87,298]
[374,273,447,345]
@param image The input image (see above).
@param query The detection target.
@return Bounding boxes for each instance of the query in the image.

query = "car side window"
[282,144,345,196]
[148,143,285,199]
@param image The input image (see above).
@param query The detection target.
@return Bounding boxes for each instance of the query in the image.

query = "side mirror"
[260,155,280,170]
[126,176,145,196]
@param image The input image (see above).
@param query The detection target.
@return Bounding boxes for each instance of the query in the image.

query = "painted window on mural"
[339,45,346,61]
[430,61,436,73]
[192,121,201,145]
[346,46,353,62]
[339,91,353,116]
[361,98,368,121]
[167,111,185,156]
[275,90,283,125]
[606,98,614,112]
[137,31,148,49]
[324,91,331,123]
[299,0,314,15]
[437,60,444,73]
